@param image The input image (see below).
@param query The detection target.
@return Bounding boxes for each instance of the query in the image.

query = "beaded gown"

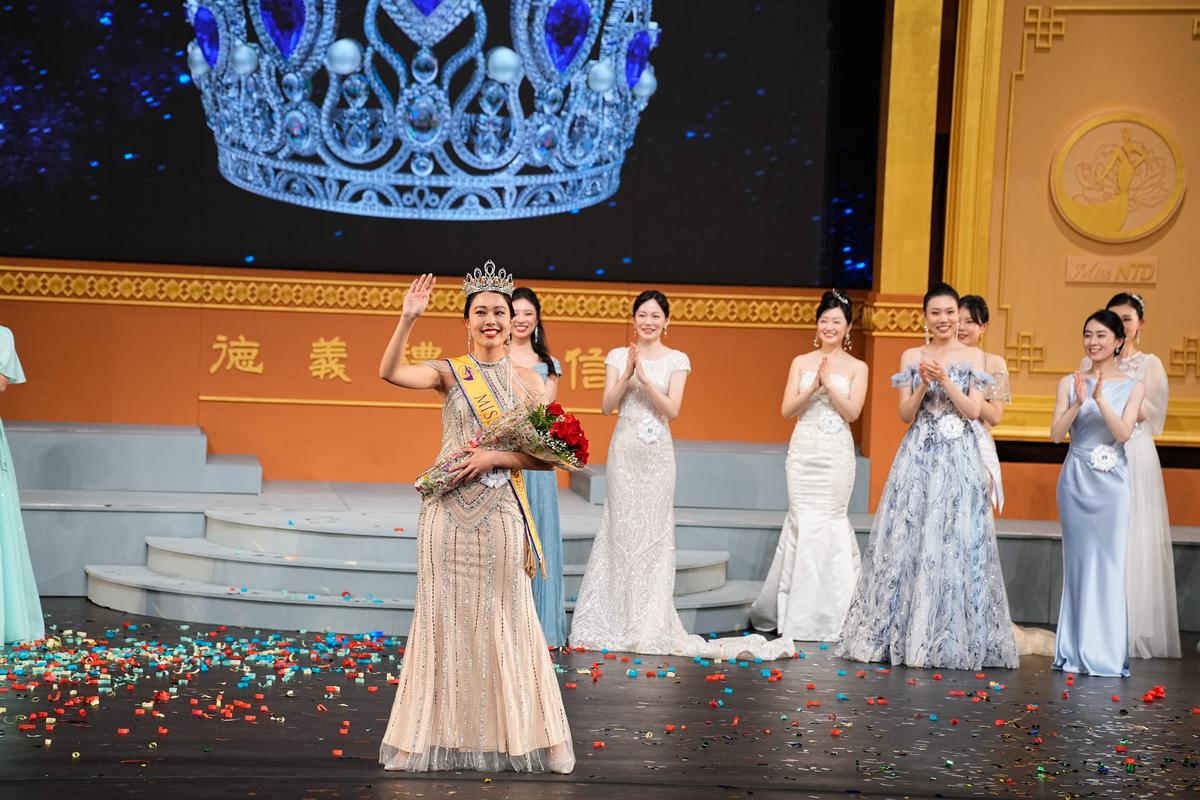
[0,326,44,644]
[1053,377,1137,677]
[527,358,567,648]
[751,371,861,642]
[838,363,1019,671]
[379,357,574,773]
[570,348,794,660]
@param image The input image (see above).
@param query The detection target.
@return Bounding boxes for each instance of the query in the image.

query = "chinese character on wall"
[309,336,352,382]
[209,334,265,374]
[563,347,606,390]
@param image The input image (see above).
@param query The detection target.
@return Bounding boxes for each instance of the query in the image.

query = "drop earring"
[1136,331,1142,344]
[466,331,473,351]
[813,332,820,348]
[924,322,930,345]
[843,332,852,352]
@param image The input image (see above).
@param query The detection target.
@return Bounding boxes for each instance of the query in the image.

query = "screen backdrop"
[0,2,881,288]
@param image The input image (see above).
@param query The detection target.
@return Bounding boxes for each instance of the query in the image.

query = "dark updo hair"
[923,281,960,309]
[958,294,989,325]
[1084,309,1126,355]
[816,289,852,324]
[512,287,560,377]
[632,289,670,318]
[462,290,515,319]
[1106,292,1145,320]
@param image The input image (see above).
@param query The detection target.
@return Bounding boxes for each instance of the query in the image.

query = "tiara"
[1130,292,1145,311]
[830,289,850,305]
[182,1,661,221]
[463,260,515,296]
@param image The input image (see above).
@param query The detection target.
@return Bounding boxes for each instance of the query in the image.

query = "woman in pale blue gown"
[510,288,566,647]
[1050,309,1144,677]
[839,283,1018,671]
[0,325,45,644]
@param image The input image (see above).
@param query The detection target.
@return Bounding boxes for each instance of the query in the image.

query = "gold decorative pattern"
[1168,335,1200,378]
[860,300,925,337]
[0,262,844,330]
[1005,331,1047,375]
[1024,5,1066,49]
[197,395,606,415]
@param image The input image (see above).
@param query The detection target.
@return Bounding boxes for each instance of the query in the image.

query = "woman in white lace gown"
[751,290,866,642]
[1081,292,1180,659]
[571,290,794,660]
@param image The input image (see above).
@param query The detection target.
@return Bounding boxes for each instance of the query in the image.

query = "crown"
[463,260,515,295]
[183,1,661,221]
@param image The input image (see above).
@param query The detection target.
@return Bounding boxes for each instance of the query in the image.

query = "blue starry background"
[0,1,881,288]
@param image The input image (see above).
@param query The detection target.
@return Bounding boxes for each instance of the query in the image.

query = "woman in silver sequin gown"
[838,284,1018,671]
[570,291,794,660]
[376,271,574,774]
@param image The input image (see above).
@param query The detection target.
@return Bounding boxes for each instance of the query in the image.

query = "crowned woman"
[376,263,574,774]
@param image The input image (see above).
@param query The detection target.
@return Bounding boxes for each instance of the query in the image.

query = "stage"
[0,598,1197,800]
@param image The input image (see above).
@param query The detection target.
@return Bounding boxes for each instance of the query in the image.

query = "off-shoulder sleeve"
[0,327,27,384]
[604,347,627,370]
[985,370,1011,403]
[671,350,692,375]
[969,368,995,391]
[1142,354,1168,435]
[891,365,920,390]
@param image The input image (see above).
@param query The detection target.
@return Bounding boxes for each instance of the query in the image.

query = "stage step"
[84,565,761,637]
[144,536,729,599]
[569,440,870,513]
[7,421,262,494]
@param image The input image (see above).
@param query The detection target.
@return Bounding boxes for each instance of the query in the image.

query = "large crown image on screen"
[183,0,660,220]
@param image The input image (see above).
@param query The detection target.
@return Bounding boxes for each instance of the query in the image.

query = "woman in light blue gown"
[0,325,45,644]
[838,283,1018,671]
[1050,309,1144,677]
[510,288,566,647]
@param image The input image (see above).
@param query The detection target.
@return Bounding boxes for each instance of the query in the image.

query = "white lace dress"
[751,371,861,642]
[570,347,795,660]
[1117,353,1180,658]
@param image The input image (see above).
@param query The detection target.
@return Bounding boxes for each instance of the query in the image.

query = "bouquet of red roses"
[415,401,590,497]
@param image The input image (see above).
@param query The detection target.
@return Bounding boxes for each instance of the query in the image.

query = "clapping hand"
[1092,372,1105,402]
[1071,371,1087,407]
[919,359,946,386]
[816,356,831,388]
[623,343,639,380]
[402,273,435,320]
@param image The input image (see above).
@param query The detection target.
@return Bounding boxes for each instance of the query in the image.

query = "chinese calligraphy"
[209,334,265,374]
[309,336,352,382]
[562,346,606,390]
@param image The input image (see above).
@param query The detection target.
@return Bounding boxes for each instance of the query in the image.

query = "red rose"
[546,402,565,418]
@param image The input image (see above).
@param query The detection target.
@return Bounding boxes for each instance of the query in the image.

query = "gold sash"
[448,355,546,578]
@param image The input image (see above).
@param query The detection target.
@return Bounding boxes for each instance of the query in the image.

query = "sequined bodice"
[608,348,690,430]
[894,363,984,418]
[795,371,851,435]
[436,359,517,462]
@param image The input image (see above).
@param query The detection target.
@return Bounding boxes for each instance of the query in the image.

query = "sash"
[448,355,546,578]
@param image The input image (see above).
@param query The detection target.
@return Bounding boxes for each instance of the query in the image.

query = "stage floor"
[1,600,1197,799]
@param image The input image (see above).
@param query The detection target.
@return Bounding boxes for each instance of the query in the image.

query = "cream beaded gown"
[570,348,795,660]
[379,357,574,773]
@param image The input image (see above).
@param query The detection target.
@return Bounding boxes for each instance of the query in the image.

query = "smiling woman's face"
[466,291,512,346]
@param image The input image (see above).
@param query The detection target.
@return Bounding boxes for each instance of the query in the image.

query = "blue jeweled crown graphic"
[183,0,660,220]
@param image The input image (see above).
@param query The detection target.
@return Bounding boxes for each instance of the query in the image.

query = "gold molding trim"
[0,262,838,330]
[1023,5,1066,50]
[1004,330,1050,375]
[994,394,1200,445]
[198,394,606,415]
[861,300,925,337]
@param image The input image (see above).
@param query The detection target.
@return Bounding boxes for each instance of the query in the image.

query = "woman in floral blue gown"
[838,283,1018,671]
